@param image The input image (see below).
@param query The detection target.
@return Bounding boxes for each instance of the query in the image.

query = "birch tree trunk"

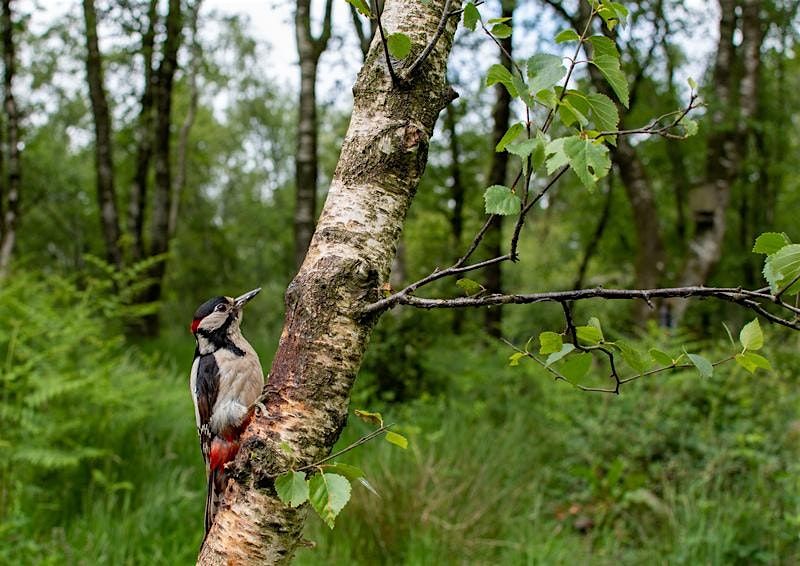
[83,0,122,269]
[0,0,20,278]
[198,0,459,561]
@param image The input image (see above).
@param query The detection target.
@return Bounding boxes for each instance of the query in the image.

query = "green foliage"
[345,0,372,17]
[309,473,352,529]
[275,471,310,508]
[386,33,412,60]
[483,185,521,215]
[462,2,480,31]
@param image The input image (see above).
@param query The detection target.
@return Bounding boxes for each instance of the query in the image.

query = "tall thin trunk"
[128,0,157,262]
[445,103,465,332]
[573,178,613,290]
[0,0,19,278]
[142,0,182,335]
[672,0,763,322]
[83,0,122,268]
[294,0,333,270]
[197,0,459,561]
[483,0,514,338]
[169,0,202,240]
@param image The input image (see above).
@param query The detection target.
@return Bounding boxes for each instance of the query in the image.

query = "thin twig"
[403,0,453,80]
[374,0,400,86]
[296,424,394,473]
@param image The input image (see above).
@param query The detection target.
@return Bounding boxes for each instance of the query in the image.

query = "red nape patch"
[190,318,201,334]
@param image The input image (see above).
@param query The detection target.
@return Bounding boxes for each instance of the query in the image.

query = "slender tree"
[0,0,20,278]
[294,0,333,270]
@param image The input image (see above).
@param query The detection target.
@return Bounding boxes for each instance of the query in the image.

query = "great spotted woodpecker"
[189,288,264,539]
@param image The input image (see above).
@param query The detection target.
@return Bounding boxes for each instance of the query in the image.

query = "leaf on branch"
[555,29,581,43]
[559,94,590,128]
[354,409,383,427]
[527,54,566,96]
[275,470,309,508]
[562,136,612,190]
[588,35,620,59]
[321,463,365,481]
[496,122,524,152]
[686,353,713,378]
[386,33,412,59]
[752,232,791,255]
[456,277,484,296]
[309,473,351,528]
[687,76,698,90]
[491,23,512,38]
[539,331,563,355]
[763,244,800,295]
[509,352,526,366]
[735,352,773,374]
[546,343,575,367]
[586,92,619,131]
[592,55,629,107]
[484,185,521,215]
[506,137,544,165]
[649,348,674,367]
[559,352,591,380]
[345,0,372,17]
[463,2,480,31]
[385,431,409,449]
[739,318,764,351]
[576,325,603,345]
[681,118,698,137]
[486,64,517,98]
[616,341,649,374]
[488,16,512,24]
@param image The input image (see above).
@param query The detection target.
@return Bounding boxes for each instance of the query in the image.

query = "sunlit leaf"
[546,343,575,367]
[752,232,791,255]
[687,353,713,378]
[463,2,480,31]
[354,409,383,427]
[739,318,764,351]
[555,29,580,43]
[496,122,524,152]
[559,352,591,380]
[735,352,773,374]
[484,185,521,215]
[385,431,408,449]
[275,470,309,508]
[649,348,674,366]
[386,33,412,59]
[763,244,800,295]
[539,331,563,355]
[527,53,566,95]
[309,473,351,528]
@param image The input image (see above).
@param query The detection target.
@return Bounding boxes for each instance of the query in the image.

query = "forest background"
[1,0,799,563]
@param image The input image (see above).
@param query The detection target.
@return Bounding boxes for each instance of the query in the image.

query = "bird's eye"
[215,304,227,312]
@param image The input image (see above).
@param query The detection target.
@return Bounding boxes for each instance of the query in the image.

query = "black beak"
[234,287,261,309]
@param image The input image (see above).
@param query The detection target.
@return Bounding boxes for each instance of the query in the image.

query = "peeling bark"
[0,0,20,278]
[83,0,122,268]
[197,0,459,561]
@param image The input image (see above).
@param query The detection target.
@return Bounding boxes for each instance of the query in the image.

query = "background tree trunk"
[483,0,514,338]
[0,0,20,278]
[197,0,459,561]
[294,0,333,270]
[83,0,122,269]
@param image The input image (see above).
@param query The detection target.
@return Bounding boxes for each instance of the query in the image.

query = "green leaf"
[385,431,408,449]
[739,318,764,351]
[496,122,524,152]
[585,92,619,131]
[386,33,412,59]
[649,348,674,366]
[576,325,603,345]
[735,352,773,374]
[539,331,563,355]
[354,409,383,427]
[486,64,517,98]
[456,277,483,296]
[506,137,542,160]
[592,55,629,107]
[484,185,521,215]
[463,2,480,31]
[321,463,364,481]
[309,473,351,528]
[345,0,372,17]
[588,35,620,59]
[275,470,309,508]
[527,54,566,95]
[491,23,512,38]
[687,76,698,90]
[617,341,648,374]
[687,353,713,378]
[546,343,575,367]
[681,118,698,137]
[563,136,612,190]
[558,97,589,127]
[559,352,591,380]
[555,29,581,43]
[487,16,511,24]
[587,317,604,337]
[752,232,791,255]
[544,137,569,174]
[763,244,800,295]
[508,351,526,366]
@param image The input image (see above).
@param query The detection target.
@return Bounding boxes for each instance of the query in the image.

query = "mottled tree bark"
[128,0,157,262]
[0,0,19,278]
[294,0,333,270]
[483,0,514,338]
[83,0,122,268]
[672,0,763,322]
[197,0,458,561]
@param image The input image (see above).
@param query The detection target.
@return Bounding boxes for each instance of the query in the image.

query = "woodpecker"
[189,288,264,539]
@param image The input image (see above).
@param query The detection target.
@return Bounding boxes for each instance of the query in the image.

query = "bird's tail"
[203,467,225,541]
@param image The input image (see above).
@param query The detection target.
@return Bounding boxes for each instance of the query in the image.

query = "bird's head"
[190,288,261,339]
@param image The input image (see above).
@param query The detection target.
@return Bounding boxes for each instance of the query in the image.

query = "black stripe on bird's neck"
[197,314,245,357]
